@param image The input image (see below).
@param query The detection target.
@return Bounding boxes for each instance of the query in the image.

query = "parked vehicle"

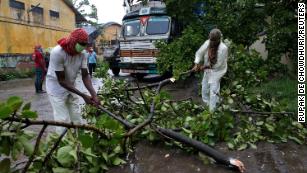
[119,0,181,78]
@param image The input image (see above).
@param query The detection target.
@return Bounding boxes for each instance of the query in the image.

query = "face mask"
[75,43,85,53]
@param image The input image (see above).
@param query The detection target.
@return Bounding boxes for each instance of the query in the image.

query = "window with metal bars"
[9,0,25,10]
[31,5,44,24]
[49,10,59,19]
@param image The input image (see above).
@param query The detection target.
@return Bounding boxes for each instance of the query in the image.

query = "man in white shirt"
[192,28,228,112]
[46,28,100,133]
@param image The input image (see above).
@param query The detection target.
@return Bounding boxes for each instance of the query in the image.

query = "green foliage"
[94,60,109,79]
[70,0,98,24]
[164,0,201,25]
[250,77,297,113]
[0,158,11,173]
[0,69,34,81]
[93,74,306,152]
[0,96,126,172]
[224,44,286,88]
[156,24,207,78]
[161,0,297,74]
[263,0,298,66]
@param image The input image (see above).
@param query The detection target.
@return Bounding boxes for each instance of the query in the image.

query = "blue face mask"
[75,43,86,53]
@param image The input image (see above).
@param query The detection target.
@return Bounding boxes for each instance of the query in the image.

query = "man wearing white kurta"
[46,29,100,133]
[193,29,228,112]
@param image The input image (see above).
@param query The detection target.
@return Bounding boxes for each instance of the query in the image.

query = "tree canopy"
[156,0,300,76]
[70,0,98,25]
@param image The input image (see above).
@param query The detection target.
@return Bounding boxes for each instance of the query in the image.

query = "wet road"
[0,75,102,132]
[1,74,306,173]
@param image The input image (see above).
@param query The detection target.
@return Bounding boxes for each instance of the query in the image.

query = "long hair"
[208,29,222,66]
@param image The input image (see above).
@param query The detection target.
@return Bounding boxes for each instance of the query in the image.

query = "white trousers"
[48,94,82,134]
[202,72,221,112]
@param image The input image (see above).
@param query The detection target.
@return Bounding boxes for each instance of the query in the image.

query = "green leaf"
[89,167,100,173]
[78,133,94,148]
[0,105,13,119]
[21,110,38,119]
[248,142,257,149]
[101,163,108,170]
[82,148,97,158]
[22,102,31,111]
[227,142,234,149]
[18,136,34,156]
[256,121,264,126]
[114,145,121,154]
[0,137,11,155]
[7,96,23,111]
[112,157,126,165]
[227,98,234,104]
[52,167,74,173]
[102,152,109,162]
[288,136,303,145]
[69,149,77,161]
[0,158,10,173]
[238,143,248,150]
[56,146,75,167]
[265,123,275,132]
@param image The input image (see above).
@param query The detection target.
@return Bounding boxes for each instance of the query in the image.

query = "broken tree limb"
[95,70,245,172]
[135,79,150,112]
[156,127,231,165]
[126,70,193,91]
[125,81,161,91]
[155,127,245,172]
[97,105,135,129]
[125,78,172,137]
[6,117,107,137]
[98,104,245,172]
[39,128,68,173]
[22,124,47,173]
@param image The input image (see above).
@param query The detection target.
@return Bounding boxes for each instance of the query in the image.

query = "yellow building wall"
[0,0,76,54]
[95,25,121,54]
[101,25,121,41]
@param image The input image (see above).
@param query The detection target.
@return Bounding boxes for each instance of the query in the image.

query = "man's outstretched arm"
[55,71,93,105]
[81,68,100,105]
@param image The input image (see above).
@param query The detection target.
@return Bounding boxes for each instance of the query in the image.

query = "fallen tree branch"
[95,70,245,172]
[126,70,193,91]
[125,78,172,137]
[22,124,47,173]
[167,97,193,103]
[39,128,68,173]
[5,117,107,137]
[97,105,135,129]
[155,126,244,171]
[125,82,161,91]
[135,79,150,112]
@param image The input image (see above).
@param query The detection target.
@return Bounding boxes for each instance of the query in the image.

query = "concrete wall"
[0,54,32,68]
[249,35,268,60]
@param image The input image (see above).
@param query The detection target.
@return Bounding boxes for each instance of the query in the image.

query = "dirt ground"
[0,74,306,173]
